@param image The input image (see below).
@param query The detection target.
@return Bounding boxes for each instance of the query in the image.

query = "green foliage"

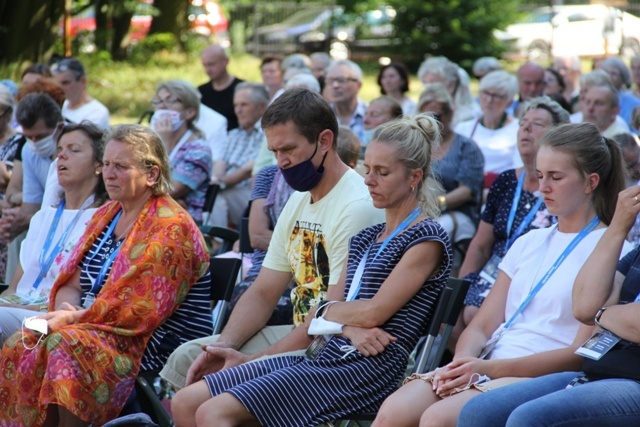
[128,32,178,62]
[385,0,520,69]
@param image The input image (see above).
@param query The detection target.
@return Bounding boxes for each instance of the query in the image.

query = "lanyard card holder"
[305,334,332,360]
[575,330,621,361]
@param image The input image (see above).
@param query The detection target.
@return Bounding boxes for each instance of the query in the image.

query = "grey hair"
[156,79,203,138]
[479,70,518,101]
[418,83,454,114]
[326,59,363,82]
[285,74,321,93]
[310,52,332,67]
[0,84,14,109]
[417,57,459,87]
[372,113,444,218]
[519,96,570,125]
[235,82,269,105]
[281,53,312,71]
[601,57,632,88]
[472,57,502,77]
[580,70,613,89]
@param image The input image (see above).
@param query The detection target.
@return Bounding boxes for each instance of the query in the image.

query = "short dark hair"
[377,62,410,95]
[51,57,86,80]
[56,121,109,205]
[261,87,339,146]
[16,92,62,129]
[261,55,283,69]
[21,63,52,80]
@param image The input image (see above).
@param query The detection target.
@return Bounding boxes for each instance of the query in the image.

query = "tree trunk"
[0,0,64,66]
[110,2,134,60]
[148,0,189,48]
[94,0,110,52]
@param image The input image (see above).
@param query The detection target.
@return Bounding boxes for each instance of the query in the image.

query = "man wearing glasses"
[324,60,367,142]
[51,58,110,130]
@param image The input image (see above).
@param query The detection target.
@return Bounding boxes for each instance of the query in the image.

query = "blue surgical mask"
[280,141,327,192]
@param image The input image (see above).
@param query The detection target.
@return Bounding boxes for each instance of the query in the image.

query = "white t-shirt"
[263,168,384,326]
[488,225,632,360]
[16,205,98,304]
[62,99,110,130]
[455,118,519,174]
[196,104,228,161]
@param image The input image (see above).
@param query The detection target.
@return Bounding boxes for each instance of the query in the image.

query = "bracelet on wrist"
[594,306,608,330]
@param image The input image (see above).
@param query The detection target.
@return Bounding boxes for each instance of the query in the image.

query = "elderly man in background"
[51,57,110,129]
[199,44,244,131]
[600,56,640,130]
[507,61,546,117]
[324,59,367,142]
[209,83,269,228]
[582,82,628,137]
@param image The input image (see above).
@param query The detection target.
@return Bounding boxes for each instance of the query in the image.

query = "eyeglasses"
[480,90,508,101]
[151,97,182,107]
[326,77,359,85]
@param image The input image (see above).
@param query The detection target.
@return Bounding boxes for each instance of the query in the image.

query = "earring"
[411,186,415,192]
[95,170,101,176]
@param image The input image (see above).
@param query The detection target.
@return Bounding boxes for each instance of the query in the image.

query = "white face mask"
[27,133,56,159]
[151,109,185,132]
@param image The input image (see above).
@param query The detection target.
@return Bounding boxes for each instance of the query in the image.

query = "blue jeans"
[457,371,640,427]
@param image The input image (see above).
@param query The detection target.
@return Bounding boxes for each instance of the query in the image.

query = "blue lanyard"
[505,172,543,253]
[85,210,124,296]
[33,199,91,290]
[503,216,600,329]
[346,207,422,301]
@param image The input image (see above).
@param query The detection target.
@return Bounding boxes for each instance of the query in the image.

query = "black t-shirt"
[617,247,640,303]
[198,77,244,131]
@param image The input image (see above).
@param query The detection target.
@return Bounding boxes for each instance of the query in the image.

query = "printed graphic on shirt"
[287,220,329,326]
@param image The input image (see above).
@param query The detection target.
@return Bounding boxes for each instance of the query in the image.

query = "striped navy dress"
[79,220,213,372]
[203,218,451,426]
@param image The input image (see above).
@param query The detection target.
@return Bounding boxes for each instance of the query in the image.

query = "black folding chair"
[201,183,220,226]
[210,256,243,334]
[331,277,471,426]
[199,224,238,256]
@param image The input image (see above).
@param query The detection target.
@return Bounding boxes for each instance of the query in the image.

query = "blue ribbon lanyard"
[85,210,124,297]
[504,172,543,254]
[503,215,600,329]
[33,199,91,290]
[345,207,422,301]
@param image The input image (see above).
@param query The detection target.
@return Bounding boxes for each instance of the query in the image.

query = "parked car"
[247,6,397,59]
[67,0,228,49]
[496,4,640,60]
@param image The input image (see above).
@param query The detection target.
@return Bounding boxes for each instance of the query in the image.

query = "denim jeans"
[457,371,640,427]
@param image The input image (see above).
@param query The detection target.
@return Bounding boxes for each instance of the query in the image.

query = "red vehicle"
[68,0,228,43]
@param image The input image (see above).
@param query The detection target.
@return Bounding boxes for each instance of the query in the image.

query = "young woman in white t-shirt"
[372,122,631,427]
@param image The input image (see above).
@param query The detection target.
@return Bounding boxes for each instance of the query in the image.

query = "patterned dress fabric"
[0,195,209,426]
[203,219,451,427]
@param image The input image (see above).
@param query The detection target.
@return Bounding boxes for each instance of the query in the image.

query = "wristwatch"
[594,306,608,329]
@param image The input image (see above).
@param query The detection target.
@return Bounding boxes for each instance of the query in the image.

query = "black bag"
[582,341,640,381]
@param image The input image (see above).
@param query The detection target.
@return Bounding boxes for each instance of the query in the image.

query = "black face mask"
[279,140,328,192]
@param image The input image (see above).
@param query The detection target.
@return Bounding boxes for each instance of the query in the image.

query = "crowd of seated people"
[3,45,640,427]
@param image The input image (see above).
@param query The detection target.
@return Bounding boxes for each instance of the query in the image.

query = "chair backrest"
[209,256,243,302]
[199,225,239,255]
[201,183,220,225]
[239,216,252,254]
[415,277,471,374]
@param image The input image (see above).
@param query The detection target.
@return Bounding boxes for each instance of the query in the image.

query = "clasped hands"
[422,357,489,397]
